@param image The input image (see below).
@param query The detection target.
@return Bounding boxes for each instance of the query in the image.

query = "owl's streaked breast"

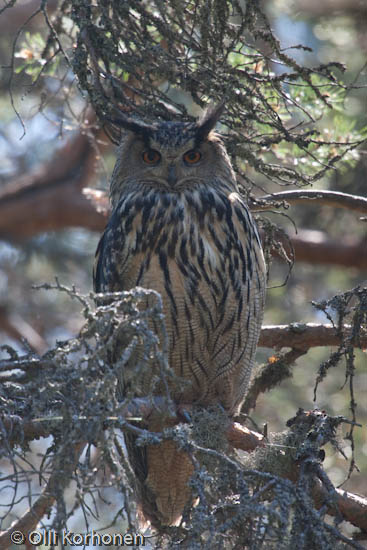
[94,184,265,413]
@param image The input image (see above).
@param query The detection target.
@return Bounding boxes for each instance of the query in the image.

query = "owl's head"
[108,104,237,204]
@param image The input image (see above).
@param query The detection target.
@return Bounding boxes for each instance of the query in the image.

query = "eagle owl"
[93,104,266,527]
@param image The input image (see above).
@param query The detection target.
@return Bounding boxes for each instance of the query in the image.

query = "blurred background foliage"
[0,0,366,539]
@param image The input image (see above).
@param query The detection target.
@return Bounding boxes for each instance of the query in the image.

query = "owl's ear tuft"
[103,109,155,138]
[195,102,225,142]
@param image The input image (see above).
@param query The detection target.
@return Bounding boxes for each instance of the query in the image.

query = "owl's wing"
[206,191,266,414]
[93,208,129,292]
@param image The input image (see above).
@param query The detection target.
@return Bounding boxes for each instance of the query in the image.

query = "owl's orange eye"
[142,149,161,165]
[183,150,201,164]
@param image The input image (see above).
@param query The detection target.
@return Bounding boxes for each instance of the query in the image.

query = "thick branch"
[259,323,367,350]
[226,421,265,451]
[1,409,265,452]
[258,190,367,214]
[1,322,364,378]
[0,125,107,241]
[244,323,367,412]
[289,230,367,270]
[312,480,367,534]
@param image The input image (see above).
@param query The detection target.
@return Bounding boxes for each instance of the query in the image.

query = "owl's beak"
[168,164,177,186]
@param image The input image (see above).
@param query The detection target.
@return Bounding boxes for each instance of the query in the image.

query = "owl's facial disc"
[136,127,206,188]
[112,116,231,198]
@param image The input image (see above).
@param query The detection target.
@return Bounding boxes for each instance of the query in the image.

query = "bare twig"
[0,442,85,550]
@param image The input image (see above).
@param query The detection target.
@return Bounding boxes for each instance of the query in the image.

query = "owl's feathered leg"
[125,419,194,528]
[146,438,193,526]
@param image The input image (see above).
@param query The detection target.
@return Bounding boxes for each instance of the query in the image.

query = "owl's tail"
[125,420,194,528]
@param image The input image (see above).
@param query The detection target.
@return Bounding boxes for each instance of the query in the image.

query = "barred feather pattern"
[95,185,265,409]
[94,126,266,526]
